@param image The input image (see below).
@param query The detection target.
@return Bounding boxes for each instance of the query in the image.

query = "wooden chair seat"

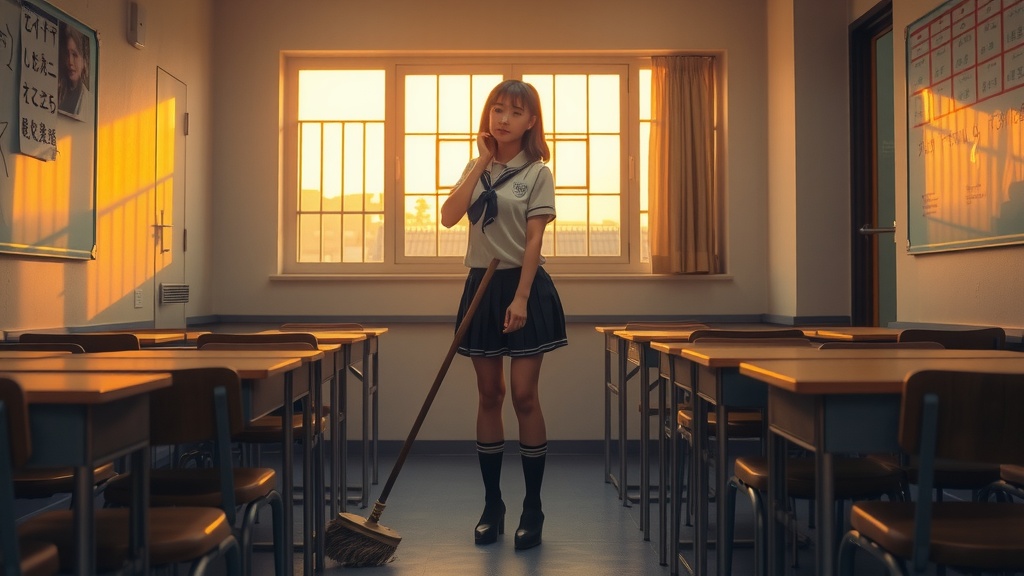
[13,462,117,499]
[103,467,276,508]
[678,408,763,438]
[19,507,235,572]
[850,501,1024,570]
[734,455,906,500]
[903,460,1002,490]
[233,411,327,444]
[12,539,60,576]
[1,377,60,576]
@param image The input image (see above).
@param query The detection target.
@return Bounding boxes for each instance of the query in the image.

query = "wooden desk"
[652,343,1024,576]
[0,354,310,576]
[611,329,701,546]
[260,328,381,509]
[738,354,1024,576]
[0,370,172,576]
[96,330,209,347]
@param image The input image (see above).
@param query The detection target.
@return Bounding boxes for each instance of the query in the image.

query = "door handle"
[154,209,173,253]
[858,224,896,235]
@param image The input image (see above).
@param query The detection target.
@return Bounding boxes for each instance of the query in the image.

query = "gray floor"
[245,446,937,576]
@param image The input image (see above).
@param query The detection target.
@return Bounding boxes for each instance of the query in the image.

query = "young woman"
[58,23,89,117]
[441,79,567,550]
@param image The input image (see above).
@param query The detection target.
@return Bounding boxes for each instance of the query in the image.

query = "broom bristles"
[324,511,402,567]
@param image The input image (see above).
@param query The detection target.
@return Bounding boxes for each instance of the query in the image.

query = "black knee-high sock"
[520,442,547,511]
[477,441,504,504]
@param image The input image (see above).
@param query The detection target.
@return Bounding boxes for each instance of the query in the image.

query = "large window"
[283,56,686,275]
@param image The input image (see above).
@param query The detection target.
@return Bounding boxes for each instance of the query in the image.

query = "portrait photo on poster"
[57,20,90,120]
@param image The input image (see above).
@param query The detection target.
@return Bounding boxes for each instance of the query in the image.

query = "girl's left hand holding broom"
[324,258,501,566]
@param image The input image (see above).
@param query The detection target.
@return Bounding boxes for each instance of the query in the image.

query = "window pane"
[405,76,437,133]
[323,124,342,201]
[554,195,587,256]
[473,75,505,126]
[343,214,363,262]
[299,70,385,121]
[300,123,322,211]
[366,123,385,209]
[440,224,468,257]
[405,135,437,193]
[439,139,472,188]
[590,135,620,194]
[344,123,364,212]
[639,122,650,212]
[323,214,342,262]
[439,76,471,134]
[589,75,619,133]
[365,214,384,262]
[554,75,588,133]
[298,214,321,262]
[554,140,587,187]
[590,196,620,256]
[405,195,436,257]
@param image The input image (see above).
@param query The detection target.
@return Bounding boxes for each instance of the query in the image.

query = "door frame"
[849,0,893,326]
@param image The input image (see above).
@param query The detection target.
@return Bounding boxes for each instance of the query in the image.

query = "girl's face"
[488,96,536,147]
[64,37,83,86]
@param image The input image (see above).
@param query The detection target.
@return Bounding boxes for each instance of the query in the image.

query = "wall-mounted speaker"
[128,2,145,49]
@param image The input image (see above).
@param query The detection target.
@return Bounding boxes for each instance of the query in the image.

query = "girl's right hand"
[477,132,496,160]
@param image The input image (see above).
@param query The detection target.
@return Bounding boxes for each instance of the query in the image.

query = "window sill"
[269,272,734,282]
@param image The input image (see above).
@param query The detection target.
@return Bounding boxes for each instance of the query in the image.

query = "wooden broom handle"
[374,258,500,507]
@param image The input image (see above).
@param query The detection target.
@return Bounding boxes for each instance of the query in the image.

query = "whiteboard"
[906,0,1024,253]
[0,0,97,259]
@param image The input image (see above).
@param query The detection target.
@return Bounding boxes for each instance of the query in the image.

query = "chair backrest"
[18,332,141,352]
[692,337,813,347]
[687,328,806,341]
[818,341,945,350]
[623,321,708,331]
[148,368,245,445]
[196,332,319,349]
[0,377,31,575]
[897,327,1005,350]
[280,322,364,331]
[900,369,1024,571]
[901,370,1024,466]
[0,342,86,353]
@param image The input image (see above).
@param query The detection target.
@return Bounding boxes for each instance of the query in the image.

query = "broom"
[324,257,500,566]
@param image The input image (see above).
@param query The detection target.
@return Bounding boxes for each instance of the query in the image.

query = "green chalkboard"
[0,0,97,259]
[906,0,1024,253]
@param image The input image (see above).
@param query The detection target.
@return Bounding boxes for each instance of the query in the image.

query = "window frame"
[281,54,661,276]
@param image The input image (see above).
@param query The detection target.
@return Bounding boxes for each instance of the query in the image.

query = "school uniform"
[454,151,568,358]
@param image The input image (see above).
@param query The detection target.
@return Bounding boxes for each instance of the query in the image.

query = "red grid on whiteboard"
[908,0,1024,127]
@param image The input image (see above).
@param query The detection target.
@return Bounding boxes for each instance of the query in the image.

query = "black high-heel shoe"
[475,501,505,545]
[514,508,544,550]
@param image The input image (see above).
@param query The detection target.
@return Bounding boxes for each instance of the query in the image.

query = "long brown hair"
[478,80,550,163]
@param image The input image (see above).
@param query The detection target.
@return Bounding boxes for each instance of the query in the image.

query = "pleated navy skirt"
[455,266,568,357]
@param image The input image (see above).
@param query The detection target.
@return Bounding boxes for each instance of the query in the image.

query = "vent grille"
[160,283,190,304]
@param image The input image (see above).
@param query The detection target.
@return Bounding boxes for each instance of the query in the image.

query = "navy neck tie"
[467,162,532,232]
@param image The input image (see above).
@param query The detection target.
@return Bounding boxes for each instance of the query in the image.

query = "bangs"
[493,84,532,112]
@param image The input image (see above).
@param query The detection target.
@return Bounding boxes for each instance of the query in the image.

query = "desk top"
[0,355,302,379]
[97,330,210,345]
[0,370,172,403]
[664,344,1021,368]
[257,329,369,345]
[739,356,1024,394]
[612,329,702,342]
[810,327,902,342]
[0,350,73,359]
[89,348,327,362]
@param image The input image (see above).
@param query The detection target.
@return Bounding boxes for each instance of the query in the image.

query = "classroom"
[2,0,1023,575]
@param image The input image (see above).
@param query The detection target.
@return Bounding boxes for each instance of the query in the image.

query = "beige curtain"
[649,56,718,274]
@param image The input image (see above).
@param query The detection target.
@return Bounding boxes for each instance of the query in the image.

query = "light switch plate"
[134,289,143,308]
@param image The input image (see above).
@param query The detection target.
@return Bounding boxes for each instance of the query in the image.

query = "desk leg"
[332,348,349,517]
[716,400,731,576]
[362,343,371,508]
[73,464,94,576]
[693,392,709,576]
[668,373,680,576]
[310,362,323,572]
[617,338,629,504]
[130,448,151,575]
[657,366,667,565]
[371,337,380,485]
[640,345,651,539]
[816,447,836,576]
[282,373,295,576]
[604,337,612,485]
[767,430,787,576]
